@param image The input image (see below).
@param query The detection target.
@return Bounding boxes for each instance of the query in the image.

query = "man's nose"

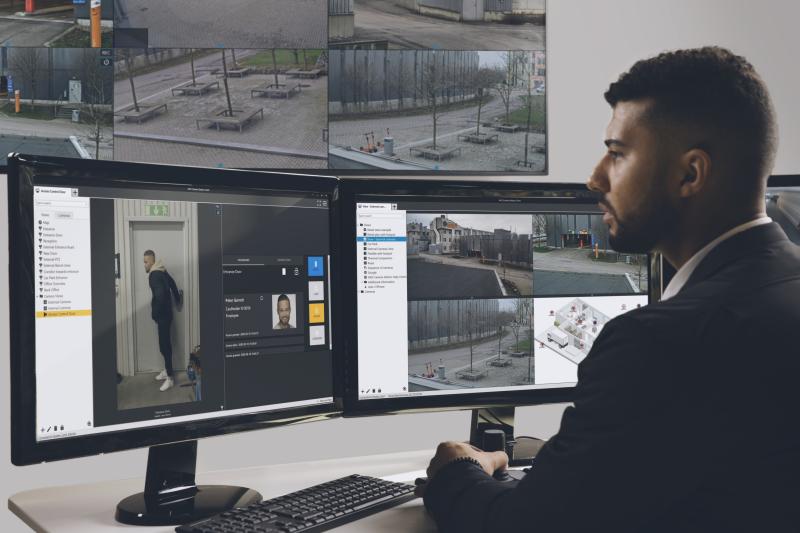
[587,157,609,193]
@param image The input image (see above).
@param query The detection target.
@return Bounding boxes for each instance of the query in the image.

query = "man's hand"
[416,441,508,497]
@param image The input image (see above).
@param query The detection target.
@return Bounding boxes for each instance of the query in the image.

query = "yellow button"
[308,303,325,324]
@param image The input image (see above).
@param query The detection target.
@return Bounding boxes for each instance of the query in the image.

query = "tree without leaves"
[415,52,453,151]
[469,67,502,136]
[79,49,112,159]
[120,48,140,112]
[220,49,233,116]
[271,49,280,87]
[189,48,196,86]
[495,51,525,125]
[10,47,43,106]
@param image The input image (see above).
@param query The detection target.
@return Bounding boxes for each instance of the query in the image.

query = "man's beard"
[607,195,677,254]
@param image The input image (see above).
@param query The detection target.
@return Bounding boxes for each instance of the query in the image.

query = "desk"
[8,450,437,532]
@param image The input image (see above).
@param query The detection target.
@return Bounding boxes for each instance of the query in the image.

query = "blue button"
[308,256,324,277]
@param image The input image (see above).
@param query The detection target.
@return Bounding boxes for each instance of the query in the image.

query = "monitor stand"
[115,440,262,526]
[469,407,545,467]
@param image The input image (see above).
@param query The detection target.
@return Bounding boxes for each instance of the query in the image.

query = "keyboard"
[176,474,417,533]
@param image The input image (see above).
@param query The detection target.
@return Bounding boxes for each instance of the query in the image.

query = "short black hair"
[144,250,155,258]
[277,294,290,305]
[605,46,777,183]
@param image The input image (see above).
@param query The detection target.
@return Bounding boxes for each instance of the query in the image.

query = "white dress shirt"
[660,216,772,301]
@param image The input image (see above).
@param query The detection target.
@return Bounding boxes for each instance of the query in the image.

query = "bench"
[286,68,322,79]
[195,106,264,132]
[117,103,168,124]
[226,68,252,78]
[171,80,220,96]
[494,124,521,133]
[250,83,301,99]
[457,132,499,144]
[409,145,462,161]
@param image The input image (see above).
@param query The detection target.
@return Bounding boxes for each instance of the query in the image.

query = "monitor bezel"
[8,153,343,466]
[338,178,654,417]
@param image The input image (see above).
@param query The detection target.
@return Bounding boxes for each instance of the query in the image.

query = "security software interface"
[766,187,800,246]
[34,183,332,442]
[356,196,649,400]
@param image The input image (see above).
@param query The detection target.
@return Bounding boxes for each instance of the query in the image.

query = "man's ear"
[678,148,711,198]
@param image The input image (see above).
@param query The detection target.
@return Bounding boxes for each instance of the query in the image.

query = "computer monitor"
[339,179,654,460]
[7,154,341,525]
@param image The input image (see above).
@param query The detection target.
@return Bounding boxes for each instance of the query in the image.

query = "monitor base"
[115,485,262,526]
[114,440,262,526]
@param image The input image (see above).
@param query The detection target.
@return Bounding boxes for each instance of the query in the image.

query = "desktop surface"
[8,450,437,533]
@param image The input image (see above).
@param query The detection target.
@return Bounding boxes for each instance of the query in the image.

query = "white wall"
[4,0,800,530]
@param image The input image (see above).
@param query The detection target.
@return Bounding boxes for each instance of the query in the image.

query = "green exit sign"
[145,204,169,217]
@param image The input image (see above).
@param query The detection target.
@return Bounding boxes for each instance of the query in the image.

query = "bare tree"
[470,67,501,136]
[271,49,280,87]
[10,48,43,106]
[415,51,452,150]
[120,48,140,112]
[495,51,525,125]
[220,49,233,116]
[80,49,112,159]
[189,48,196,86]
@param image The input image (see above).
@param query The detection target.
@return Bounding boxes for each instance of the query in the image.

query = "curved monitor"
[339,179,654,416]
[8,154,342,465]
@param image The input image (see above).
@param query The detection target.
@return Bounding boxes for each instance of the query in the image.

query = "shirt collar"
[661,217,772,301]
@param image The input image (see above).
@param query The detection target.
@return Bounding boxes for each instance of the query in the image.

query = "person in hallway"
[273,294,296,330]
[420,46,800,532]
[143,249,182,392]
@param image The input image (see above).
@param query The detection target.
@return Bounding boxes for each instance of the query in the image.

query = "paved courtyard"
[116,0,326,48]
[346,0,544,50]
[329,90,545,172]
[114,53,327,168]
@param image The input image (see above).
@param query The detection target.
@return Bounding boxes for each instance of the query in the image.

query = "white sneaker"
[159,377,174,392]
[155,369,168,381]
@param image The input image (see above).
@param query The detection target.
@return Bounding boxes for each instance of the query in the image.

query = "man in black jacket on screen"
[421,47,800,532]
[144,249,182,392]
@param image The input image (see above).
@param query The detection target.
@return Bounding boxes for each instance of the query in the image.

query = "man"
[144,250,182,392]
[421,47,800,532]
[274,294,295,329]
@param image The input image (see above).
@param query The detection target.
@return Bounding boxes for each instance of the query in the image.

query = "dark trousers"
[155,317,173,376]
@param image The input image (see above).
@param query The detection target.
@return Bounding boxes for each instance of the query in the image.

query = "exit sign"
[145,204,169,216]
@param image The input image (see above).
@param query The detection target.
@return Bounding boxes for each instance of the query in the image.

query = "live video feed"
[407,294,648,393]
[405,212,648,301]
[113,199,202,411]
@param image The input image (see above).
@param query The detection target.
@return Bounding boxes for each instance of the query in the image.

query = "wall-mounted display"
[0,0,546,174]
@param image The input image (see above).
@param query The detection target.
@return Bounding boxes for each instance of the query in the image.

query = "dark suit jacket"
[424,222,800,533]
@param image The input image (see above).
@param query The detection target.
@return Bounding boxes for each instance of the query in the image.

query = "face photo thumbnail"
[273,293,297,330]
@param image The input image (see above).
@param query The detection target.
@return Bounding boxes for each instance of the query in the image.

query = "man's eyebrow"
[604,139,627,148]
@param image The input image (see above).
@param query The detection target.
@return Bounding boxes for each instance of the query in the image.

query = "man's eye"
[608,151,621,160]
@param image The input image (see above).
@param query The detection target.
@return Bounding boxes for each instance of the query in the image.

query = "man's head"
[587,46,777,255]
[276,294,291,326]
[143,250,155,273]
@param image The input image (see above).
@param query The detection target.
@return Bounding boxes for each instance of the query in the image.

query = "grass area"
[513,339,534,353]
[49,27,113,48]
[240,49,324,70]
[0,103,54,120]
[504,94,546,129]
[533,246,552,253]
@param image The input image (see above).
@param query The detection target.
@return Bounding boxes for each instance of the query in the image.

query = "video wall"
[0,0,546,173]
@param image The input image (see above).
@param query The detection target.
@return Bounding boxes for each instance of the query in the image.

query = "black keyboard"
[176,474,416,533]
